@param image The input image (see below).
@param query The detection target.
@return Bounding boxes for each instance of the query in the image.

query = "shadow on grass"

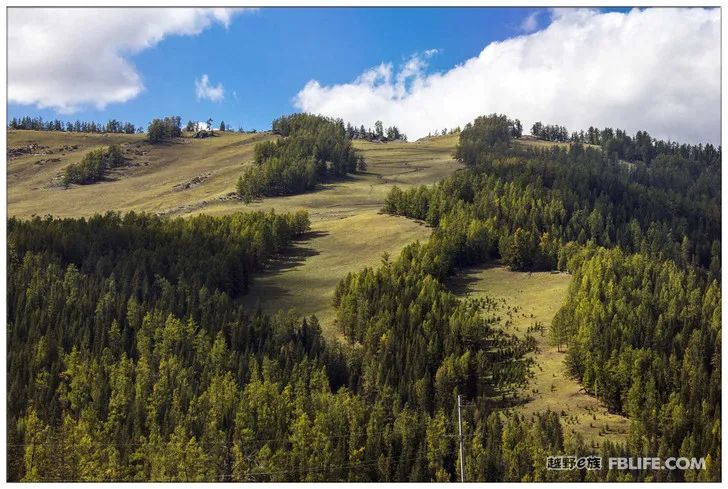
[445,261,504,296]
[259,229,329,275]
[243,230,332,313]
[244,173,370,203]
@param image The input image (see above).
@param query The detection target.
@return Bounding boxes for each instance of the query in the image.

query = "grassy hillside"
[232,136,463,333]
[7,129,586,340]
[8,129,463,337]
[198,133,464,220]
[8,130,273,218]
[448,265,629,445]
[8,129,463,220]
[9,129,564,222]
[242,210,431,337]
[10,128,617,432]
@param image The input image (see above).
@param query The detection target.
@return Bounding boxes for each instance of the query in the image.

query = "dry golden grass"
[198,134,463,220]
[229,136,461,336]
[8,129,273,218]
[8,130,462,221]
[449,265,629,446]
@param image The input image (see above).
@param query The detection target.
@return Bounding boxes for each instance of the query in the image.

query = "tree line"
[344,120,407,142]
[530,122,569,142]
[236,113,365,203]
[530,120,721,166]
[551,245,720,478]
[452,114,523,164]
[390,115,720,277]
[572,126,721,165]
[147,116,183,144]
[6,210,335,481]
[9,116,140,134]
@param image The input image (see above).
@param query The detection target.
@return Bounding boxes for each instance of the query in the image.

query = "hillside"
[8,127,626,443]
[8,130,463,220]
[8,130,271,218]
[7,128,585,350]
[10,119,720,482]
[448,265,628,446]
[7,129,463,336]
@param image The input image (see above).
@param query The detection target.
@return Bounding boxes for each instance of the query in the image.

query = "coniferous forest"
[382,114,721,481]
[7,112,721,482]
[62,145,125,186]
[235,114,364,202]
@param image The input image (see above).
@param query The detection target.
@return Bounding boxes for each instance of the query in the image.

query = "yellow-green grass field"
[8,130,462,221]
[223,136,462,335]
[8,130,273,218]
[448,265,629,446]
[197,133,463,220]
[242,210,431,338]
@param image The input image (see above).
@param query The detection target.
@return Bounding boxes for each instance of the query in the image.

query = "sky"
[7,7,721,144]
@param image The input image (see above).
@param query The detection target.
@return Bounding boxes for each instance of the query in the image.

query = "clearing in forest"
[449,264,630,446]
[234,136,464,336]
[241,210,431,338]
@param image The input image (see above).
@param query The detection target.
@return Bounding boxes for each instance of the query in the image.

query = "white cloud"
[520,11,540,33]
[195,74,225,102]
[8,8,246,113]
[295,8,720,144]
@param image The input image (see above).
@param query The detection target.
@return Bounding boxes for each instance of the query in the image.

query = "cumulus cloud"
[195,74,225,102]
[295,8,720,144]
[8,8,246,113]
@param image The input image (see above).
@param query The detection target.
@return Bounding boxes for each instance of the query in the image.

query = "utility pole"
[457,394,465,483]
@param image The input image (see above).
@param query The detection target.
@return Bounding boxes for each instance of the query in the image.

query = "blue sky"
[8,7,718,143]
[7,8,608,130]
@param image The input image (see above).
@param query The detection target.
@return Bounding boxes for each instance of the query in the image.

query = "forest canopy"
[9,116,139,134]
[7,208,535,482]
[147,116,183,144]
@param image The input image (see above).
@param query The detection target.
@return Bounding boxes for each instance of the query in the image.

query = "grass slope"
[8,130,463,221]
[242,210,431,338]
[449,265,629,446]
[8,129,463,337]
[231,136,463,334]
[8,130,272,218]
[198,133,464,220]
